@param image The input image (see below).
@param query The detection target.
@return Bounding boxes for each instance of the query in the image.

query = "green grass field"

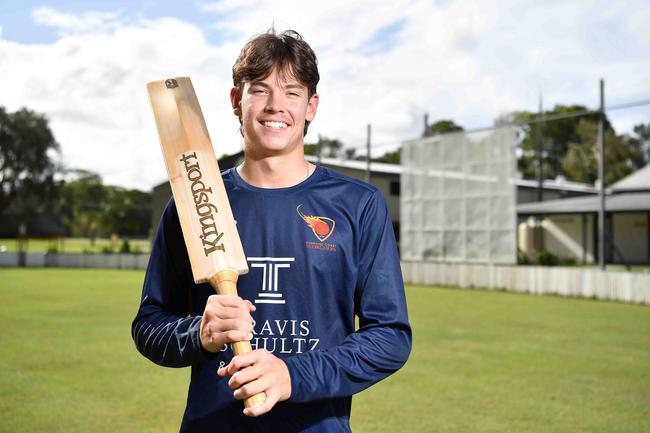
[0,238,151,254]
[0,268,648,433]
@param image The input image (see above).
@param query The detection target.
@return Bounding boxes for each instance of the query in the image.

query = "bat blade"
[148,77,264,408]
[147,77,248,283]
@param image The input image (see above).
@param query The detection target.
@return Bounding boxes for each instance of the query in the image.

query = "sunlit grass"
[1,269,648,433]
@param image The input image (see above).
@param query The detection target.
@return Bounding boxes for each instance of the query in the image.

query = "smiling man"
[133,29,411,433]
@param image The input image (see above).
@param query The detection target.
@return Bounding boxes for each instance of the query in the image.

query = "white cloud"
[32,7,124,36]
[0,15,238,189]
[1,1,649,190]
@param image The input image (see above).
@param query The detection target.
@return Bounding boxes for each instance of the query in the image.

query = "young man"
[132,29,411,433]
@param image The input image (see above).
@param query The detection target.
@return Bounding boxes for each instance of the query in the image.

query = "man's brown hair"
[232,29,320,135]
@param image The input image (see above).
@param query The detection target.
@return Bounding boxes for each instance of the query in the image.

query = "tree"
[562,119,644,185]
[344,148,357,160]
[428,119,464,136]
[625,122,650,165]
[514,105,607,181]
[304,143,318,156]
[98,186,152,236]
[0,107,61,233]
[58,170,152,239]
[317,135,343,158]
[374,148,400,164]
[58,170,105,241]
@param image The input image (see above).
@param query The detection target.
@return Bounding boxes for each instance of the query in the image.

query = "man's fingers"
[216,350,290,417]
[243,392,278,417]
[206,295,255,319]
[211,318,253,334]
[233,374,271,400]
[208,294,244,307]
[217,351,261,377]
[228,363,265,390]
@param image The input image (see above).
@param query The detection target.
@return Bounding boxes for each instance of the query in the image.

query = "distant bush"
[519,249,580,267]
[100,246,114,254]
[532,250,559,266]
[560,256,578,266]
[119,239,131,254]
[517,248,531,265]
[46,246,58,254]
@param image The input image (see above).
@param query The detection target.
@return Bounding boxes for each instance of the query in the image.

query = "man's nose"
[264,92,285,112]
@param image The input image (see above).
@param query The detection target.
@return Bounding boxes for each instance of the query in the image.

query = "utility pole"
[423,113,430,137]
[317,134,322,166]
[365,124,371,184]
[598,79,606,270]
[537,93,544,202]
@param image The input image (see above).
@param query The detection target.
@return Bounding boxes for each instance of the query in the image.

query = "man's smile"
[261,120,288,129]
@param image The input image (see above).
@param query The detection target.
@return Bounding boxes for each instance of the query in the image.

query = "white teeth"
[263,121,287,129]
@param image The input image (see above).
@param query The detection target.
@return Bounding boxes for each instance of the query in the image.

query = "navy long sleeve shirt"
[132,166,411,432]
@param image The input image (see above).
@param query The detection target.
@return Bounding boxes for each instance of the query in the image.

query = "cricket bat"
[147,77,265,408]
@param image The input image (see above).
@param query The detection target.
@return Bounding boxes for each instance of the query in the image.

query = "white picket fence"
[2,253,648,305]
[0,252,149,270]
[401,261,650,305]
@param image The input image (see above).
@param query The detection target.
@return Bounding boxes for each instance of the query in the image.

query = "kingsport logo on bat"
[179,151,226,256]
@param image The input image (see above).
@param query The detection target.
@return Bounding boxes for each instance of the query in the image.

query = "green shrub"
[533,250,559,266]
[560,256,578,266]
[119,239,131,254]
[517,248,531,265]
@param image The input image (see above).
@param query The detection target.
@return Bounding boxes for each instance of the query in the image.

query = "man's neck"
[238,153,313,188]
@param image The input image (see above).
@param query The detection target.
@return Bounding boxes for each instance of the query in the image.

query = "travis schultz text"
[220,319,320,357]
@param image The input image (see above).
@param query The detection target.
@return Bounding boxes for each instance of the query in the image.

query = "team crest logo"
[297,205,336,242]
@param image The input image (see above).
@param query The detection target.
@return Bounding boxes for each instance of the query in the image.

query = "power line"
[340,97,650,152]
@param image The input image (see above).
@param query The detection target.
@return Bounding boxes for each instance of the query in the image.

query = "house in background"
[517,165,650,265]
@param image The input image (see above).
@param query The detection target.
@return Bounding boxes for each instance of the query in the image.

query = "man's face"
[231,66,319,158]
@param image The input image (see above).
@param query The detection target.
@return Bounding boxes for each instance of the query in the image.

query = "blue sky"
[1,1,230,44]
[1,1,649,189]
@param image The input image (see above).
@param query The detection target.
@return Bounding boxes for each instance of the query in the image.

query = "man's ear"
[306,93,319,122]
[230,87,242,117]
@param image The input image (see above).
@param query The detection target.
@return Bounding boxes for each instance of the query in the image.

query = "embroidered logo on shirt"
[296,204,336,242]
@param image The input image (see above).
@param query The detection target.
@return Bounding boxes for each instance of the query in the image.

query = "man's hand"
[217,349,292,417]
[199,295,255,352]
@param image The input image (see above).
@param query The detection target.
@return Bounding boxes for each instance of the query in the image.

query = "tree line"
[0,107,152,239]
[2,104,648,239]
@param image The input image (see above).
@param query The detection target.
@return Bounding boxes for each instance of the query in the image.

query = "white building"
[517,165,650,265]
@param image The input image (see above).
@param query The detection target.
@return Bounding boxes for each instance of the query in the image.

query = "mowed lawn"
[0,269,649,433]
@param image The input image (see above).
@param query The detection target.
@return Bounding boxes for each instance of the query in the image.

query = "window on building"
[390,181,400,196]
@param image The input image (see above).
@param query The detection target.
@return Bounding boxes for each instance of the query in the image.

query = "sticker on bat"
[179,151,225,256]
[165,78,179,89]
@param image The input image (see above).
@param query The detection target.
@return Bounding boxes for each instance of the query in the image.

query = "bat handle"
[209,270,266,409]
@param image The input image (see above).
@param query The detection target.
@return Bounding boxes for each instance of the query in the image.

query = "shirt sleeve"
[284,190,412,402]
[131,199,215,367]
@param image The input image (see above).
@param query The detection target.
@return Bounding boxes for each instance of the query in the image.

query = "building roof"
[515,177,597,193]
[517,192,650,215]
[305,155,402,174]
[611,164,650,193]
